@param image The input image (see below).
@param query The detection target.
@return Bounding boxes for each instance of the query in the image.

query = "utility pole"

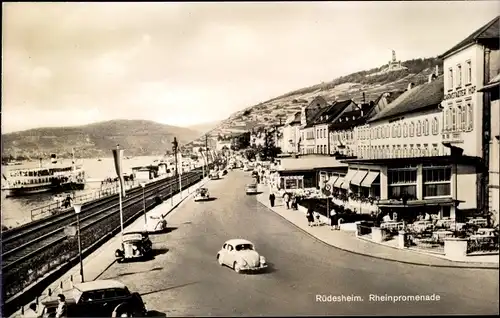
[205,134,209,169]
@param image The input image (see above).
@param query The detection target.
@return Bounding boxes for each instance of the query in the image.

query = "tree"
[244,148,257,161]
[258,129,282,161]
[230,132,251,151]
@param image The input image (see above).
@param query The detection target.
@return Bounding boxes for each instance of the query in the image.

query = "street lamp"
[140,182,147,228]
[73,204,84,282]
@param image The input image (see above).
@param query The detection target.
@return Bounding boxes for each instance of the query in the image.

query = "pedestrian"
[314,211,321,226]
[55,294,67,318]
[284,192,291,209]
[306,206,314,226]
[291,196,298,210]
[269,192,276,207]
[330,208,337,230]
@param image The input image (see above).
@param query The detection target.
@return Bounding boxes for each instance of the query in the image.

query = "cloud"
[2,2,499,133]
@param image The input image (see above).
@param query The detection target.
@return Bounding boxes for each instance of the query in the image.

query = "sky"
[2,1,499,133]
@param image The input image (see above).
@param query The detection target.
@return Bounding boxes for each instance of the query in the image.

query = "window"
[451,107,457,131]
[457,64,462,87]
[381,126,385,138]
[317,145,320,153]
[403,123,408,137]
[416,120,422,136]
[389,185,417,200]
[432,117,439,135]
[467,102,473,131]
[424,119,429,136]
[459,105,466,130]
[415,147,421,157]
[388,168,417,184]
[448,67,453,89]
[409,122,415,137]
[444,109,449,131]
[397,123,402,138]
[466,60,472,85]
[432,147,439,156]
[423,166,452,197]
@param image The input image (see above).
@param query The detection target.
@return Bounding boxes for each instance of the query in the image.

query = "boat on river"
[1,154,86,197]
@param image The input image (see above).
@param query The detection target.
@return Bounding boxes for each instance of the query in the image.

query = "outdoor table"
[432,230,454,241]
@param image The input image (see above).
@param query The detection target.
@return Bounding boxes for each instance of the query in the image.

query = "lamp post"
[140,182,147,228]
[73,204,84,282]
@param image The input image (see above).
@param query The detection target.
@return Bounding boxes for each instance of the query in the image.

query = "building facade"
[439,15,499,214]
[298,96,329,154]
[282,112,301,153]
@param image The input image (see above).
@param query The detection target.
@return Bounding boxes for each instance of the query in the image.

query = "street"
[98,170,499,316]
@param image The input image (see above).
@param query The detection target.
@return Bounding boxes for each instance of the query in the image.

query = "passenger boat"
[1,153,86,197]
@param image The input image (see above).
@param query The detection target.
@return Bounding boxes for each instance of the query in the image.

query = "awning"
[333,177,345,188]
[340,169,357,189]
[361,171,380,187]
[327,176,338,187]
[350,170,368,186]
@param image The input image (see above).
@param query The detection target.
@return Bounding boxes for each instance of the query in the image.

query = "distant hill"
[186,56,443,146]
[187,120,221,135]
[2,119,200,160]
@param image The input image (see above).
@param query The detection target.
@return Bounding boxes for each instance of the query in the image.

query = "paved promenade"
[10,177,209,318]
[256,185,499,269]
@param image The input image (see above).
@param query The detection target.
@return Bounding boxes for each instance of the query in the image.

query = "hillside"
[187,120,221,135]
[188,57,442,144]
[1,119,200,160]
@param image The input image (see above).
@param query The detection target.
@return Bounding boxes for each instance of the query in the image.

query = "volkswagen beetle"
[216,239,267,273]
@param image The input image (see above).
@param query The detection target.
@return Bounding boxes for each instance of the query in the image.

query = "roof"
[368,76,444,123]
[329,117,367,131]
[278,155,347,171]
[440,16,499,58]
[73,279,126,292]
[340,155,484,167]
[291,111,302,124]
[306,100,355,127]
[225,238,253,246]
[479,73,500,92]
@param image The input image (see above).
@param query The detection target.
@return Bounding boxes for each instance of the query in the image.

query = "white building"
[439,15,499,216]
[282,111,301,154]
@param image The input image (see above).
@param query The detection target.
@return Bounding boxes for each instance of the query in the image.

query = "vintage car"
[209,171,219,180]
[37,279,147,317]
[216,239,267,273]
[115,231,153,262]
[147,214,168,232]
[245,183,258,195]
[194,187,211,202]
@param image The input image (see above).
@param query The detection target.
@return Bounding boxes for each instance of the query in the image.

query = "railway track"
[2,170,203,272]
[2,170,193,244]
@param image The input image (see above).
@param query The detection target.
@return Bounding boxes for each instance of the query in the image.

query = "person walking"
[306,206,314,226]
[330,208,337,230]
[55,294,67,318]
[284,192,291,209]
[269,192,276,207]
[291,196,298,210]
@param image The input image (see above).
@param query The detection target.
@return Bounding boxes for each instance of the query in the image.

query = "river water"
[0,156,171,229]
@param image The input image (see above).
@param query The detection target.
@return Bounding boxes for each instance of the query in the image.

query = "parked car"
[245,183,258,195]
[209,171,219,180]
[147,214,168,232]
[216,239,267,273]
[37,280,147,317]
[194,187,211,202]
[115,231,153,262]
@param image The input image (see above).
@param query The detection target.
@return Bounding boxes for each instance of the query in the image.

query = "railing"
[405,231,445,254]
[466,236,499,254]
[30,181,138,221]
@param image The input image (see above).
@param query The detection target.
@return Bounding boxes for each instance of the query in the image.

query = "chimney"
[362,92,366,104]
[435,65,439,76]
[407,82,414,91]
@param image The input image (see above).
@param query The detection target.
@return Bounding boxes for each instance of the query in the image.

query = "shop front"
[339,156,483,220]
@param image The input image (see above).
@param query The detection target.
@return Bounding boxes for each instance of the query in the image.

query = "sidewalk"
[256,185,498,269]
[10,178,209,318]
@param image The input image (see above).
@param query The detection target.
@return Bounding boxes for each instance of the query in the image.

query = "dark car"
[115,231,153,262]
[38,280,147,317]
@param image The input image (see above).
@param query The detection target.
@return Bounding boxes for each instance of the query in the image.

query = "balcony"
[442,131,464,144]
